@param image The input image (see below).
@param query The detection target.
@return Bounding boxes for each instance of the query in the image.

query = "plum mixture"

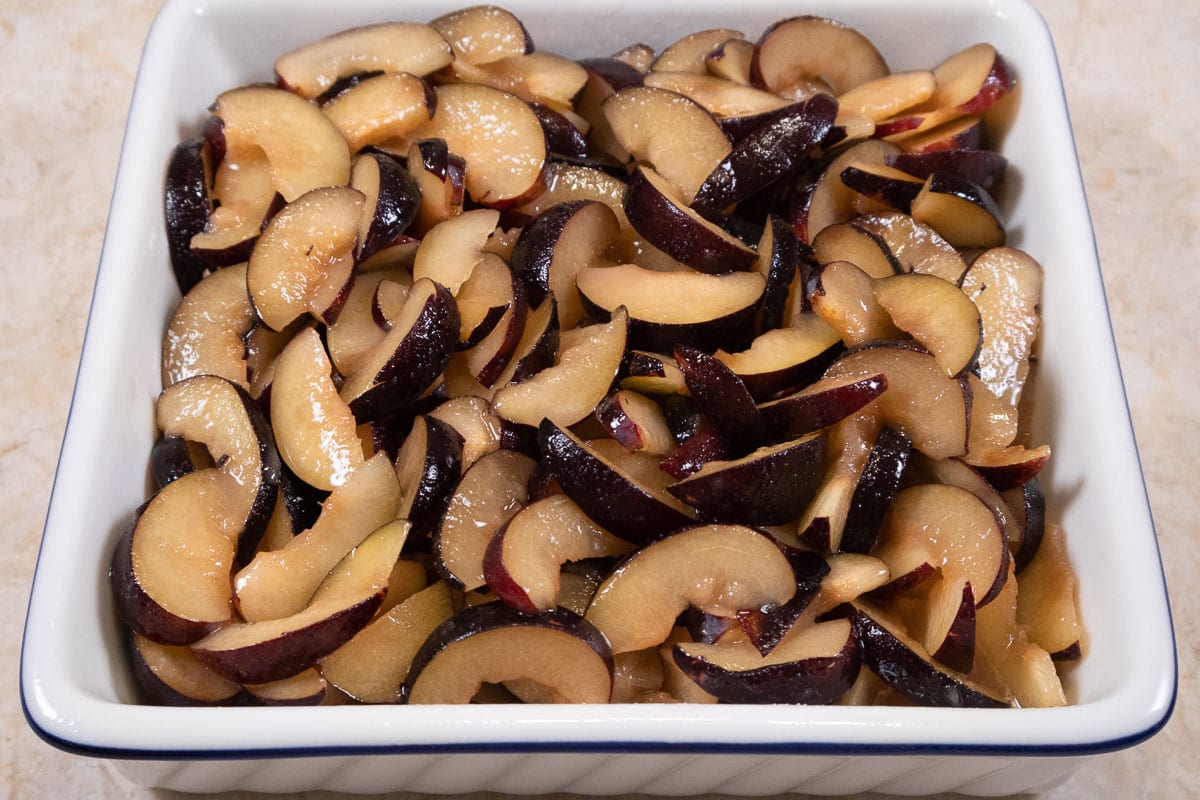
[114,5,1084,708]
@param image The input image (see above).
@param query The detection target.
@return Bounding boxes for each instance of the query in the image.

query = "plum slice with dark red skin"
[318,580,454,704]
[510,199,619,330]
[111,470,239,646]
[530,102,590,160]
[538,418,695,546]
[491,307,626,428]
[850,601,1006,708]
[966,444,1052,492]
[751,16,889,96]
[872,483,1011,610]
[823,342,971,461]
[233,457,402,623]
[406,138,468,235]
[839,162,926,213]
[340,278,460,423]
[483,494,634,613]
[404,602,613,704]
[1006,477,1047,574]
[431,5,533,64]
[191,521,405,684]
[351,150,421,261]
[270,326,364,493]
[691,94,837,220]
[713,320,844,401]
[594,389,675,455]
[129,631,243,707]
[211,85,350,202]
[149,436,210,490]
[322,71,436,154]
[923,577,976,675]
[811,222,901,279]
[895,115,985,153]
[458,259,527,385]
[623,166,758,274]
[273,21,453,99]
[164,137,213,294]
[674,344,766,454]
[584,524,797,654]
[395,415,464,547]
[753,215,799,333]
[839,426,912,554]
[885,149,1008,193]
[672,618,859,704]
[156,375,282,563]
[667,433,825,526]
[408,82,547,207]
[658,417,733,481]
[910,172,1006,250]
[757,373,888,442]
[242,669,328,706]
[433,449,536,592]
[577,264,765,354]
[247,186,363,330]
[736,547,830,656]
[601,86,731,204]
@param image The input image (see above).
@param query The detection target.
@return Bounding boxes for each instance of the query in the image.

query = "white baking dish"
[21,0,1175,794]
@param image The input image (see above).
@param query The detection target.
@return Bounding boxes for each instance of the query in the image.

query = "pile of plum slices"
[115,5,1085,709]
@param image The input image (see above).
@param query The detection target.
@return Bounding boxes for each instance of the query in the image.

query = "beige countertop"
[2,1,1195,797]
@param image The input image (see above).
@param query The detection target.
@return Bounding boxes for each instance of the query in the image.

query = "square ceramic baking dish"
[21,0,1175,795]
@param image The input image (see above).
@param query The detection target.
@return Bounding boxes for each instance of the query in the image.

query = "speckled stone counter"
[2,1,1195,797]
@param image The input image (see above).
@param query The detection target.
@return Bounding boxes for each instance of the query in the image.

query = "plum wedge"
[585,524,797,653]
[484,494,634,613]
[319,581,455,703]
[672,619,859,704]
[752,16,889,96]
[667,433,825,526]
[576,263,765,352]
[270,327,364,491]
[339,278,460,422]
[510,199,620,330]
[211,85,350,201]
[602,86,731,204]
[111,469,241,645]
[247,186,364,331]
[824,343,970,460]
[624,166,757,274]
[491,308,628,428]
[155,375,281,560]
[129,631,243,706]
[409,83,547,206]
[192,520,406,684]
[405,603,613,704]
[538,419,695,545]
[872,483,1010,609]
[851,601,1005,708]
[273,22,453,98]
[233,455,401,622]
[433,449,537,592]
